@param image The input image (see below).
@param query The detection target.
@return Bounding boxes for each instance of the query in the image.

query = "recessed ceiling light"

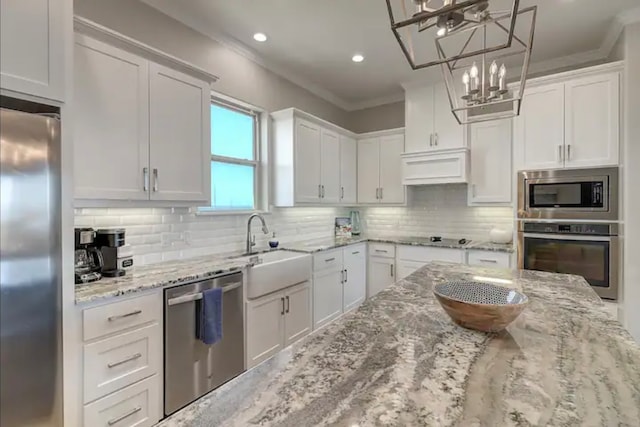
[253,33,267,42]
[352,54,364,63]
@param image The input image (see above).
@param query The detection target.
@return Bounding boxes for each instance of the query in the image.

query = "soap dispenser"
[269,231,279,249]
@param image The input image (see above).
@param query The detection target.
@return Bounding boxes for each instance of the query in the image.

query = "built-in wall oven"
[517,167,618,220]
[518,222,620,300]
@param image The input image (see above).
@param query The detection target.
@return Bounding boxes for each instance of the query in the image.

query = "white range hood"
[401,148,469,186]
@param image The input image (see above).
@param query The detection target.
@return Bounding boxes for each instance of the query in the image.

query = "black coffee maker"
[74,228,103,284]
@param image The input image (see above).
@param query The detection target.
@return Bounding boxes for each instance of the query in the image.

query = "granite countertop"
[281,235,514,253]
[74,254,251,304]
[158,262,640,427]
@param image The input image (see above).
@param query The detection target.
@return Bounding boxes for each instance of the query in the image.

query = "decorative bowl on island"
[433,281,528,332]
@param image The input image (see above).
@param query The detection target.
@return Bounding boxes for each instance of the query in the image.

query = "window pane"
[211,104,254,160]
[211,162,255,210]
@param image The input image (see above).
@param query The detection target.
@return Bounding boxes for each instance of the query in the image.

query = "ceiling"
[142,0,639,110]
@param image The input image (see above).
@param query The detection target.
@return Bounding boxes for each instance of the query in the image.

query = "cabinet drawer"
[467,250,511,268]
[343,243,366,259]
[368,243,395,258]
[398,245,464,264]
[84,375,160,427]
[84,323,161,403]
[83,293,161,341]
[313,248,343,272]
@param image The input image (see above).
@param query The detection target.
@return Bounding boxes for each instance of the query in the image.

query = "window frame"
[201,96,262,213]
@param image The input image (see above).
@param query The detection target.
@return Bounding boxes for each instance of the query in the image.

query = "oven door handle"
[521,233,616,242]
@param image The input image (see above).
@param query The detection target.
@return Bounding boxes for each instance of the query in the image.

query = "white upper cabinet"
[404,83,464,153]
[357,131,405,204]
[405,86,435,153]
[149,63,211,203]
[294,119,322,203]
[74,34,212,205]
[74,35,150,201]
[468,118,512,205]
[320,128,341,204]
[515,65,621,171]
[564,73,619,168]
[339,135,357,204]
[379,134,405,203]
[0,0,66,101]
[356,138,381,204]
[514,83,565,171]
[272,109,358,207]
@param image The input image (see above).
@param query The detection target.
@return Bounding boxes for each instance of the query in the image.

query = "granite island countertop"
[158,262,640,427]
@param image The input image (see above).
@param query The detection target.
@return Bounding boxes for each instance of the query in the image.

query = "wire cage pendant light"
[385,0,537,124]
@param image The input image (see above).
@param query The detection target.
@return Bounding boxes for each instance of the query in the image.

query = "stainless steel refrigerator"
[0,101,63,427]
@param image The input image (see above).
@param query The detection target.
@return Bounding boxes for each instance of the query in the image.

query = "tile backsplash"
[75,184,514,266]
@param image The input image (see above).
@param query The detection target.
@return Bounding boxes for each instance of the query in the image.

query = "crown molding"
[349,92,405,110]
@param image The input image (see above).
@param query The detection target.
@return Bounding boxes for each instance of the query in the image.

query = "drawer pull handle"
[107,353,142,368]
[107,310,142,322]
[107,406,142,425]
[325,257,336,262]
[352,251,360,255]
[375,249,388,253]
[479,259,498,263]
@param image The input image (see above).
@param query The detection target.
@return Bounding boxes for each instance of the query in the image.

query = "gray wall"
[608,31,626,62]
[621,23,640,342]
[74,0,351,129]
[347,101,405,134]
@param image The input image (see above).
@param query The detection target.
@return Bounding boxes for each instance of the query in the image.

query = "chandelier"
[385,0,537,124]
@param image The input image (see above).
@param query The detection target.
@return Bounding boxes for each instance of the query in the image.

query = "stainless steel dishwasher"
[164,271,245,416]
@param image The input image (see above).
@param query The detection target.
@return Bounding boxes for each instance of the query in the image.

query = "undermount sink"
[238,250,312,299]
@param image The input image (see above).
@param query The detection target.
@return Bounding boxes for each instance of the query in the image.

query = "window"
[206,99,260,211]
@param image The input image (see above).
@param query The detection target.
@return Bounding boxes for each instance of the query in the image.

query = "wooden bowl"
[433,281,528,332]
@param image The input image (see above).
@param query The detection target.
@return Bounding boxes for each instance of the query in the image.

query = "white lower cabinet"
[342,244,367,313]
[466,250,511,268]
[397,260,427,280]
[246,281,311,368]
[84,375,160,427]
[396,245,464,280]
[368,243,396,298]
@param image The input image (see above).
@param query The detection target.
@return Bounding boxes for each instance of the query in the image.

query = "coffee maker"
[74,228,103,284]
[96,228,131,277]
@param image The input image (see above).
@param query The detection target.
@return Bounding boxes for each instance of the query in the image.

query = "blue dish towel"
[198,287,223,345]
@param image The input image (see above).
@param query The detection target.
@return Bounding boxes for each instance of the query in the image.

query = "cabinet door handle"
[108,310,142,322]
[375,188,379,199]
[143,167,149,192]
[558,145,563,163]
[380,187,383,200]
[318,184,322,198]
[340,269,345,284]
[345,269,348,283]
[341,187,344,199]
[390,264,394,277]
[429,134,433,147]
[435,133,439,146]
[321,185,325,198]
[107,352,142,368]
[567,144,571,161]
[107,407,142,426]
[281,297,285,315]
[286,296,290,313]
[152,168,158,192]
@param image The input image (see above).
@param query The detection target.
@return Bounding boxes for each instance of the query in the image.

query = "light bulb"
[489,61,499,90]
[470,62,479,78]
[462,71,470,84]
[499,64,507,78]
[437,27,447,36]
[490,61,498,76]
[498,64,507,93]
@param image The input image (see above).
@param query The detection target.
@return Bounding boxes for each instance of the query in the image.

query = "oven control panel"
[520,222,617,236]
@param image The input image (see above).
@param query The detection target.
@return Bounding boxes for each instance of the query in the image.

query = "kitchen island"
[159,263,640,427]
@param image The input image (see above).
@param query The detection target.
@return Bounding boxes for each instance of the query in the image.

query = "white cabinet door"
[320,128,341,204]
[0,0,65,101]
[343,245,367,312]
[284,281,312,347]
[397,260,426,280]
[367,257,395,298]
[468,118,512,204]
[312,269,343,330]
[149,63,210,203]
[295,119,322,203]
[515,83,565,170]
[339,135,357,204]
[246,292,284,368]
[405,86,435,153]
[564,73,619,168]
[379,134,405,204]
[74,35,149,201]
[433,84,465,150]
[357,138,380,204]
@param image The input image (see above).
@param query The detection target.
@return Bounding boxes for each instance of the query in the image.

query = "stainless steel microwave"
[517,167,619,221]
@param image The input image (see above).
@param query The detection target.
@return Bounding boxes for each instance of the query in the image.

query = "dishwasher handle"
[167,282,242,306]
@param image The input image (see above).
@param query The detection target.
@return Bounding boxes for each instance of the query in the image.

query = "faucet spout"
[246,213,270,254]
